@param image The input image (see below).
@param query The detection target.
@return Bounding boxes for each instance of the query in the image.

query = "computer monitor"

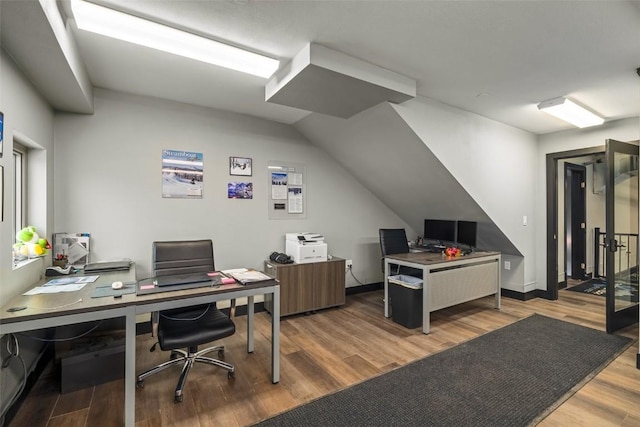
[456,220,477,248]
[423,219,456,244]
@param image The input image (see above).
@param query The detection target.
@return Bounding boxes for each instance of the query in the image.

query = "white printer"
[285,232,328,264]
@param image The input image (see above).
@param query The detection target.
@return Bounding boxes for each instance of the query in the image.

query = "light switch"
[523,216,528,226]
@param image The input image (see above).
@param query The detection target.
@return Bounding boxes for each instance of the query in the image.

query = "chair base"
[136,344,235,403]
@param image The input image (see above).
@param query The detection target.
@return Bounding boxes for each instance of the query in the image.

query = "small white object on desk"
[111,281,124,290]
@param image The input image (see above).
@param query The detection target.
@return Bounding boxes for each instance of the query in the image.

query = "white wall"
[0,48,54,301]
[54,89,409,286]
[0,48,55,419]
[535,117,640,291]
[393,97,539,292]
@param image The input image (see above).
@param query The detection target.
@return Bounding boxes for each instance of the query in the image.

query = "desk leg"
[272,286,280,384]
[247,295,255,353]
[384,258,390,318]
[422,267,430,334]
[495,256,502,309]
[124,310,136,426]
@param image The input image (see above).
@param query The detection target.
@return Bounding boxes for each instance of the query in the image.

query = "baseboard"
[347,283,544,302]
[135,302,266,336]
[346,282,382,295]
[501,288,543,301]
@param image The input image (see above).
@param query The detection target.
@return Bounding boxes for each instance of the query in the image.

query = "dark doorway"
[545,146,604,301]
[564,163,587,284]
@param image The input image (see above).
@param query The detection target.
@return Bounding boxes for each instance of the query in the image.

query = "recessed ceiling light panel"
[70,0,279,78]
[537,97,604,128]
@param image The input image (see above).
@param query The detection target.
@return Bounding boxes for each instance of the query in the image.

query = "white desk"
[0,268,280,426]
[384,251,501,333]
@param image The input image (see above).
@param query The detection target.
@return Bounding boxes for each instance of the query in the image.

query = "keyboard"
[421,244,445,253]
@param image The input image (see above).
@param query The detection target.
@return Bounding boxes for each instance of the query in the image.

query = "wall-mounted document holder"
[267,161,306,220]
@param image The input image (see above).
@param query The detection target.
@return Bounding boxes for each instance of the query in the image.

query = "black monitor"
[423,219,456,244]
[456,220,477,248]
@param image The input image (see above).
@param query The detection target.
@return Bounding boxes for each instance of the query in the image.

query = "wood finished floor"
[8,288,640,427]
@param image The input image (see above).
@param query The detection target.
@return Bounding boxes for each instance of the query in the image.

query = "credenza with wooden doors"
[264,257,346,317]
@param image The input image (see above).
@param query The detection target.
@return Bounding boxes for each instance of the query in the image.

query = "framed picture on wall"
[227,182,253,199]
[0,111,4,158]
[229,157,252,176]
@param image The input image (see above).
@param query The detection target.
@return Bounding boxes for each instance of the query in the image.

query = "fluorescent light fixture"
[537,97,604,128]
[70,0,279,78]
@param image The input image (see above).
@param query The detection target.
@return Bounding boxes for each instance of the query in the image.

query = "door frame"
[604,138,639,333]
[545,146,604,300]
[564,162,587,283]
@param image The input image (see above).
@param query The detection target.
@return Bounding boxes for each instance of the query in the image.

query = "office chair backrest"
[153,240,215,277]
[379,229,410,257]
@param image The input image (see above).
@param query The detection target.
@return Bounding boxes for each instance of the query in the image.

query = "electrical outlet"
[346,259,353,269]
[504,261,511,270]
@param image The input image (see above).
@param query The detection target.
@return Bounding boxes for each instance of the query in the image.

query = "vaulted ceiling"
[2,0,639,135]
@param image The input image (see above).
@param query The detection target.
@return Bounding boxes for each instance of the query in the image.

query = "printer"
[285,232,328,264]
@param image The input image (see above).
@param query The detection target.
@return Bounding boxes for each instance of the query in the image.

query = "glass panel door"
[605,139,639,333]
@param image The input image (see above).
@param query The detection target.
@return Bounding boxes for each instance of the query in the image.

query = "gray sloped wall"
[295,101,521,254]
[296,99,540,292]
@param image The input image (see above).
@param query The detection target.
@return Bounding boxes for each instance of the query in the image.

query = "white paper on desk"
[45,275,99,286]
[23,283,87,295]
[221,268,248,275]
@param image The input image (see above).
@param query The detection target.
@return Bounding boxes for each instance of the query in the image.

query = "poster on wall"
[271,172,288,200]
[0,111,4,158]
[288,187,303,213]
[228,182,253,199]
[162,149,203,198]
[268,161,306,220]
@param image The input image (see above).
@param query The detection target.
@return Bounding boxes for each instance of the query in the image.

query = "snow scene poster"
[161,149,203,198]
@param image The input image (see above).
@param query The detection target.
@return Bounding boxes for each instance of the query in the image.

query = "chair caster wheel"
[174,395,183,403]
[228,371,235,380]
[136,380,144,388]
[218,349,225,359]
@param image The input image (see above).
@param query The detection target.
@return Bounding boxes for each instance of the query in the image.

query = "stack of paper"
[223,269,272,285]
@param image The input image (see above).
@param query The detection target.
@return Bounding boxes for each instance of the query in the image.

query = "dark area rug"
[567,278,639,303]
[254,314,632,427]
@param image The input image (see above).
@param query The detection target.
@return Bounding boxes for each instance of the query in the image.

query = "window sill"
[12,257,41,270]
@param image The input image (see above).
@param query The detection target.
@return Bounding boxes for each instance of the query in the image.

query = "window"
[13,142,27,244]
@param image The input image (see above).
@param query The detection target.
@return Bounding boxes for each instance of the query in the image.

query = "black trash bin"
[388,275,423,328]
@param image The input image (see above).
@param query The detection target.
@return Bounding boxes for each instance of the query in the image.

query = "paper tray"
[388,275,423,289]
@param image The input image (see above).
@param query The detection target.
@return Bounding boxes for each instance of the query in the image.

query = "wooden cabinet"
[264,258,345,317]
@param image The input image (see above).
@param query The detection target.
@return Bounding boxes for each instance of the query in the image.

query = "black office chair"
[136,240,236,403]
[378,228,423,277]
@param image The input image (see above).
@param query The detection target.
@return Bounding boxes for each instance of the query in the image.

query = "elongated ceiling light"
[537,97,604,128]
[70,0,279,78]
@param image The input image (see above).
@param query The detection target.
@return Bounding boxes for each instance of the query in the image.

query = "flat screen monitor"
[423,219,456,244]
[456,221,477,247]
